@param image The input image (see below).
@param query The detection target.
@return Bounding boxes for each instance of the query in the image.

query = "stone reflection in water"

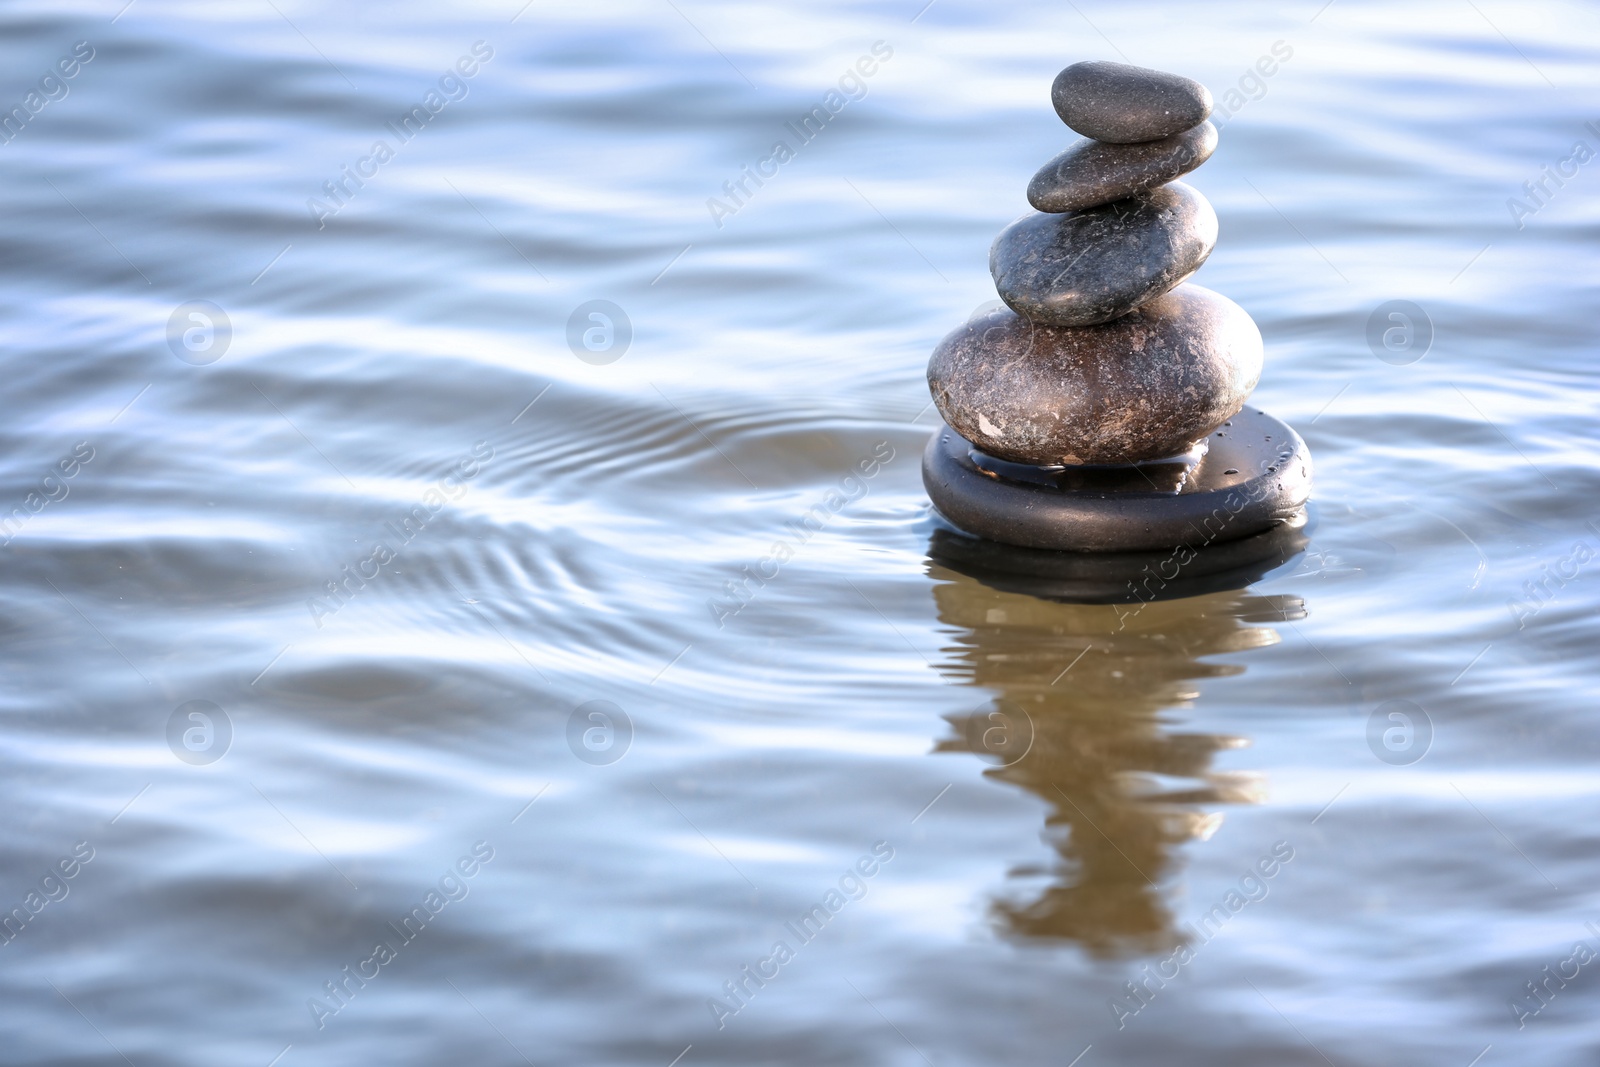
[928,562,1303,957]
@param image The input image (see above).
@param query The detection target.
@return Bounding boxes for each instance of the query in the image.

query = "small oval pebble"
[1027,122,1217,213]
[926,284,1263,466]
[1051,61,1212,144]
[991,181,1217,327]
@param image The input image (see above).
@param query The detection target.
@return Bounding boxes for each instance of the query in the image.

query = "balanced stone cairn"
[923,60,1312,555]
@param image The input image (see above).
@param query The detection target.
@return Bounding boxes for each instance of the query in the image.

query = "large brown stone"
[926,284,1263,466]
[990,182,1216,327]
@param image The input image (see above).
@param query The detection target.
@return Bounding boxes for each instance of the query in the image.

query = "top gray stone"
[1051,61,1213,144]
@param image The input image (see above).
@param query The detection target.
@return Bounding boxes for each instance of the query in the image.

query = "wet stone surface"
[926,283,1263,465]
[1051,59,1213,143]
[1028,121,1217,213]
[991,181,1217,327]
[921,407,1312,553]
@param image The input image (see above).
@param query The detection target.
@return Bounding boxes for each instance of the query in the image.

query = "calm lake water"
[4,0,1599,1064]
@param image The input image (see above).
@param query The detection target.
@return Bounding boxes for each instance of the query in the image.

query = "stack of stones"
[925,60,1308,553]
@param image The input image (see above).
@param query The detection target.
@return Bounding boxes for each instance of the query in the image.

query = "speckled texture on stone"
[1028,122,1217,213]
[991,181,1216,327]
[1051,60,1213,144]
[926,283,1263,466]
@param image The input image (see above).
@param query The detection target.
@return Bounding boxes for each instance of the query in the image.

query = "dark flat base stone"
[922,407,1311,553]
[926,511,1309,604]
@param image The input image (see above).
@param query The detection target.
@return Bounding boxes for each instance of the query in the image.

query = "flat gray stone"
[926,283,1262,466]
[922,406,1311,553]
[991,181,1216,327]
[1052,60,1212,144]
[1028,122,1217,213]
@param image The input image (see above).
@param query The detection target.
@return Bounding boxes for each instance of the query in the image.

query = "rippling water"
[5,0,1600,1063]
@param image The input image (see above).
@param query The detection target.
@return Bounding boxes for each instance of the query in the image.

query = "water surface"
[4,0,1600,1064]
